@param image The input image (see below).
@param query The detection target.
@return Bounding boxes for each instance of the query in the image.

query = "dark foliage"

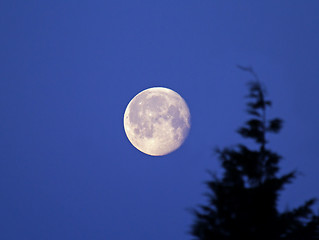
[190,66,319,240]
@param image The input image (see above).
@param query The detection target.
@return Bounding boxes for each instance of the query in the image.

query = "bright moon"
[123,87,191,156]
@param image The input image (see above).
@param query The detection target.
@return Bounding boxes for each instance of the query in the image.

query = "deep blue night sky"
[1,1,319,239]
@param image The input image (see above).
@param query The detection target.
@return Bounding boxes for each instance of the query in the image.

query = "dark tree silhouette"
[190,66,319,240]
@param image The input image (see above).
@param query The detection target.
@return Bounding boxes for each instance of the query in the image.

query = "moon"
[123,87,191,156]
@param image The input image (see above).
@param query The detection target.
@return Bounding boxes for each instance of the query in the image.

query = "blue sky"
[1,1,319,239]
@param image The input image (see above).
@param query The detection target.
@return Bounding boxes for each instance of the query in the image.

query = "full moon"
[123,87,191,156]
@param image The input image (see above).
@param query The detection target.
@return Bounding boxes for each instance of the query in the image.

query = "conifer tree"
[190,66,319,239]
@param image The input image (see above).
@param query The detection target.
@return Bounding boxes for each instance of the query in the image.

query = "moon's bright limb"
[123,87,191,156]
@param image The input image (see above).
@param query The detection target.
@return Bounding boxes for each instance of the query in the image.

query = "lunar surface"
[123,87,191,156]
